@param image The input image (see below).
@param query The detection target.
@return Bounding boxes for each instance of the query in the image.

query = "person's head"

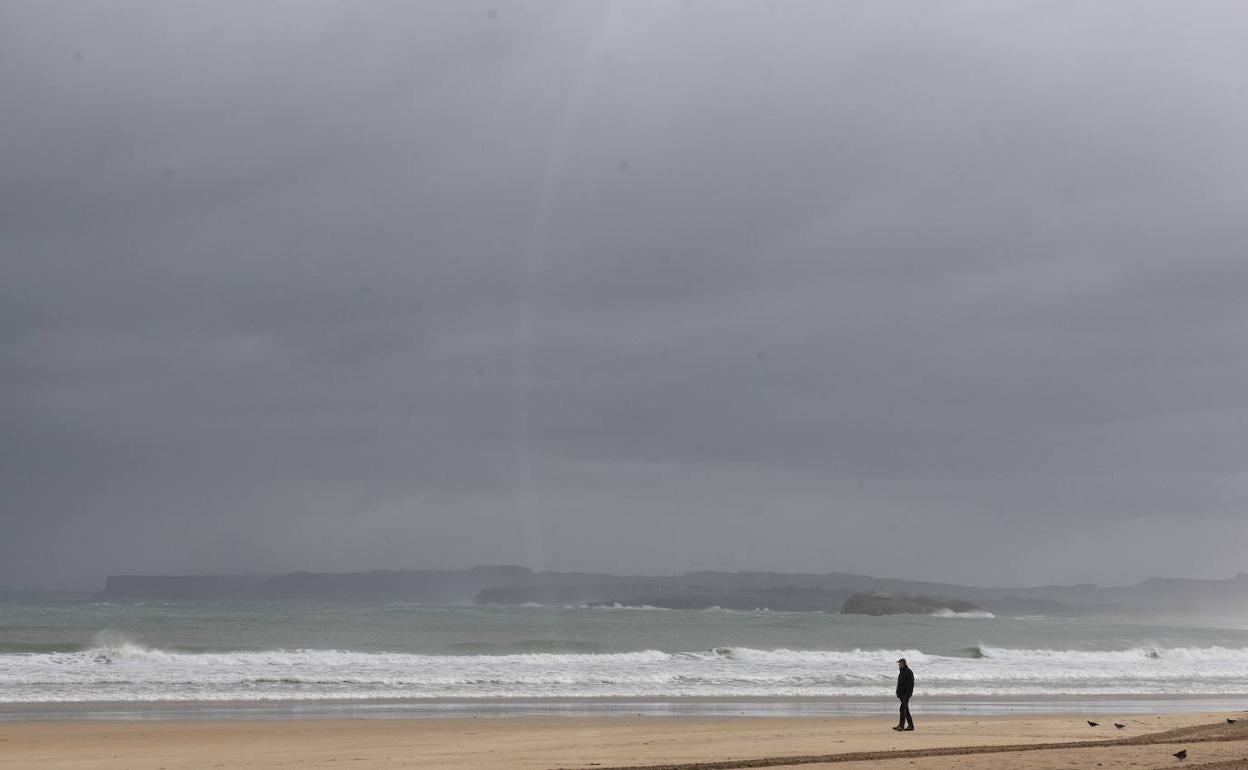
[897,658,907,669]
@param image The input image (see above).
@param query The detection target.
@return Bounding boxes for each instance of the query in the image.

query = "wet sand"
[0,711,1245,770]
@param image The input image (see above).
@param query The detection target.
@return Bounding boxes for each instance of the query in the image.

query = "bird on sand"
[1228,718,1238,724]
[1114,723,1125,729]
[1173,749,1187,760]
[1087,721,1099,727]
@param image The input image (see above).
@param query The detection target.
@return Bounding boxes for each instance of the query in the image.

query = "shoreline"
[3,693,1246,723]
[0,711,1244,769]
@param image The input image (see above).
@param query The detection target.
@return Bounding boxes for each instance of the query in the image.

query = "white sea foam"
[3,636,1248,703]
[930,609,996,619]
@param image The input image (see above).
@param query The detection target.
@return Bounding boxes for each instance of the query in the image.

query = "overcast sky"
[3,1,1247,590]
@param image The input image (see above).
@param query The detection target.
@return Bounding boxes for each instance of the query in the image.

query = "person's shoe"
[892,726,904,731]
[903,726,915,731]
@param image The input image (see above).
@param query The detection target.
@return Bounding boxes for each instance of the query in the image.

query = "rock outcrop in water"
[597,587,852,612]
[841,593,984,616]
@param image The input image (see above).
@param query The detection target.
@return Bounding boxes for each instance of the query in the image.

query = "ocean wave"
[930,609,996,619]
[5,637,1248,703]
[973,645,1248,662]
[702,647,931,664]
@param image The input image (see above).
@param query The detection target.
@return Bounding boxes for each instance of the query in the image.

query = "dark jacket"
[896,666,914,699]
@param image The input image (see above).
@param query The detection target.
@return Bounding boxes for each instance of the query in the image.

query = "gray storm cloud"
[3,1,1247,589]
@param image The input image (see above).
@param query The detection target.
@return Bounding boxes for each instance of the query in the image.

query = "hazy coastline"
[85,566,1248,618]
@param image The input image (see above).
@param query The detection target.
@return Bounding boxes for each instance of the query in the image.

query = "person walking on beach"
[893,658,915,731]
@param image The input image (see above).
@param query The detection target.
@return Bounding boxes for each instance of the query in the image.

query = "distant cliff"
[94,568,1248,616]
[97,566,539,602]
[841,593,982,616]
[100,574,271,599]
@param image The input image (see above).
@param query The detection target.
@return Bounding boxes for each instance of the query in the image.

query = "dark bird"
[1228,718,1238,724]
[1114,723,1125,729]
[1174,749,1187,760]
[1087,721,1099,727]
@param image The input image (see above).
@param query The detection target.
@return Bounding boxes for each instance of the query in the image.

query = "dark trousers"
[898,697,913,729]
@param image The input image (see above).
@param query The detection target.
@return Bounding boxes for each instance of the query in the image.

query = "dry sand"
[1,711,1245,770]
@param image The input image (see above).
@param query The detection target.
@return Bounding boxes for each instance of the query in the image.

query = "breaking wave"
[4,634,1248,703]
[930,609,996,619]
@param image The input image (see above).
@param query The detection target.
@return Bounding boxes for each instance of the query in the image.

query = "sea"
[3,600,1247,721]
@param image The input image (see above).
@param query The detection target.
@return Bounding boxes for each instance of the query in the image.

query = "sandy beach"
[2,712,1245,770]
